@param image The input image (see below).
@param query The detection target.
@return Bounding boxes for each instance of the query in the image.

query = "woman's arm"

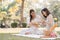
[49,23,58,32]
[44,15,57,36]
[44,23,58,36]
[29,22,39,26]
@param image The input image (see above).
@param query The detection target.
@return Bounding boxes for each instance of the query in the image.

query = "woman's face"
[42,11,47,16]
[31,12,35,17]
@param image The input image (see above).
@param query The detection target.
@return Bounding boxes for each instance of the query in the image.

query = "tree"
[21,0,24,23]
[48,0,60,17]
[0,0,2,2]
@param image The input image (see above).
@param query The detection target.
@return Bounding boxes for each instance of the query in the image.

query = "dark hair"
[30,9,35,22]
[41,8,50,18]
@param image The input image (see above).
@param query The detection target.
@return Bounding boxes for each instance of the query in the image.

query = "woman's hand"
[41,30,51,38]
[49,23,58,32]
[29,22,36,27]
[44,30,50,36]
[32,22,39,27]
[41,20,46,26]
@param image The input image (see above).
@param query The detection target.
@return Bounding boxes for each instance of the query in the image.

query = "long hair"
[41,8,50,18]
[30,9,35,22]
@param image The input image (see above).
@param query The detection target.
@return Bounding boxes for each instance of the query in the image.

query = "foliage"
[49,1,60,17]
[2,2,16,12]
[22,23,27,28]
[11,22,17,28]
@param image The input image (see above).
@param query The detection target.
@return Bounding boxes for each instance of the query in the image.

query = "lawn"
[0,33,41,40]
[0,33,60,40]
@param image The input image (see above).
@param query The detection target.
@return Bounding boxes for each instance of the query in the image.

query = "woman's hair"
[41,8,50,18]
[30,9,35,22]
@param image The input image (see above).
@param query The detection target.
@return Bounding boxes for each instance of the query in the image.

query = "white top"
[30,15,41,28]
[45,14,54,30]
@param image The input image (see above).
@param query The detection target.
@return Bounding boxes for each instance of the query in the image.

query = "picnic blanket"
[12,34,43,38]
[12,34,60,40]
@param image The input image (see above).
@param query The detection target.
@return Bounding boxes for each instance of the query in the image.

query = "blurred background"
[0,0,60,28]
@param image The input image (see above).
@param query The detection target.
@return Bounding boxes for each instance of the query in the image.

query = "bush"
[11,22,17,28]
[22,23,27,28]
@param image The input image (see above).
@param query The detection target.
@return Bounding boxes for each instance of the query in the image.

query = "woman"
[41,8,57,37]
[20,9,43,35]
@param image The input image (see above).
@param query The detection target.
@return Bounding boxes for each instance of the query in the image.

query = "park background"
[0,0,60,40]
[0,0,60,28]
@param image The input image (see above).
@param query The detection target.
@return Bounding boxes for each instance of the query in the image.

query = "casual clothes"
[19,15,43,35]
[45,14,54,30]
[45,14,57,37]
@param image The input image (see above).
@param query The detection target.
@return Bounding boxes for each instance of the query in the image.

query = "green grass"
[0,33,40,40]
[0,33,60,40]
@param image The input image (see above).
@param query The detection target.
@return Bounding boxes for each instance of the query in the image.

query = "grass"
[0,33,40,40]
[0,32,60,40]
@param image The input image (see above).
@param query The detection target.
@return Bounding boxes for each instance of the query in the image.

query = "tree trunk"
[21,0,24,23]
[0,0,2,2]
